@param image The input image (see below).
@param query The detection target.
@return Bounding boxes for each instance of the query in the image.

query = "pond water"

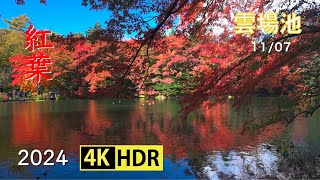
[0,98,319,179]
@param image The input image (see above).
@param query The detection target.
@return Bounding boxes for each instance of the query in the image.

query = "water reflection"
[0,98,319,179]
[198,144,280,179]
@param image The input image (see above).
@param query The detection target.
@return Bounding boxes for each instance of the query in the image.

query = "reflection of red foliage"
[85,100,112,136]
[128,101,285,159]
[11,103,49,146]
[10,100,285,159]
[10,101,113,153]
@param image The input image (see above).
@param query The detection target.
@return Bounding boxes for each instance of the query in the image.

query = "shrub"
[0,93,8,101]
[31,92,38,98]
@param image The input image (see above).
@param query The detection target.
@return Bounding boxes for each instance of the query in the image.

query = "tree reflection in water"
[0,99,319,179]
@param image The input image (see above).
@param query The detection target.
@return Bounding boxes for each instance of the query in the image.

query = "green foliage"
[2,14,30,31]
[249,61,263,71]
[153,81,184,97]
[301,56,319,96]
[86,22,102,37]
[85,22,107,42]
[0,15,30,89]
[152,72,197,97]
[0,93,8,101]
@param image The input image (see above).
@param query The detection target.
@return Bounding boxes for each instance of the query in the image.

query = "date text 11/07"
[252,42,291,53]
[18,149,68,166]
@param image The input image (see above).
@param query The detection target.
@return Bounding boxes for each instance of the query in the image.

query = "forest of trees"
[1,16,198,98]
[0,0,319,127]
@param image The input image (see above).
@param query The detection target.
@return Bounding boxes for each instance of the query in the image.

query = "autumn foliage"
[5,0,320,125]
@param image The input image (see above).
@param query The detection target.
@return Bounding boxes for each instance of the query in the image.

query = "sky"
[0,0,112,35]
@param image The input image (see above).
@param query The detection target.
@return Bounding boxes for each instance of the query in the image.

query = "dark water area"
[0,98,319,179]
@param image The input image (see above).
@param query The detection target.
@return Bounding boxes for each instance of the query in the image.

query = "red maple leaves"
[9,0,320,119]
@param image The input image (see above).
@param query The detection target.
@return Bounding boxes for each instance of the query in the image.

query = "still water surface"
[0,98,319,179]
